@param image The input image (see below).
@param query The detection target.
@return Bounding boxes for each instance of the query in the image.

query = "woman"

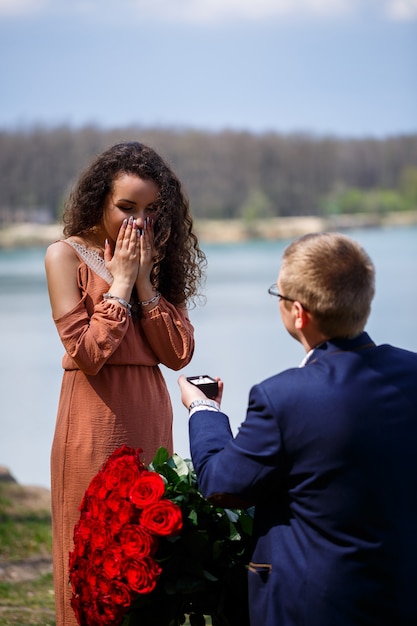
[45,141,206,626]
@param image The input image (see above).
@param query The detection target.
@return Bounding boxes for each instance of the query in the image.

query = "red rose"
[69,550,90,575]
[140,500,183,536]
[97,573,111,594]
[119,524,157,558]
[70,528,88,561]
[129,471,165,508]
[73,518,92,545]
[103,445,143,470]
[105,495,136,534]
[102,545,123,579]
[73,515,104,556]
[107,579,132,607]
[89,520,109,552]
[104,456,143,498]
[96,599,125,626]
[122,557,162,594]
[90,549,104,569]
[84,566,100,592]
[80,493,102,519]
[105,491,125,514]
[83,472,108,504]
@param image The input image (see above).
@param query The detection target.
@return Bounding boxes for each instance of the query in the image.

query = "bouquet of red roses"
[69,445,183,626]
[70,446,253,626]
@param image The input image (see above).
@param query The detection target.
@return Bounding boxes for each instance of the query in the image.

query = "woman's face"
[102,173,160,243]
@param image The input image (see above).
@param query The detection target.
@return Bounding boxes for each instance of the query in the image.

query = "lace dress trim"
[66,240,114,285]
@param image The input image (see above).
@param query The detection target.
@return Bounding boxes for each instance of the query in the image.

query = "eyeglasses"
[268,284,309,310]
[268,284,296,303]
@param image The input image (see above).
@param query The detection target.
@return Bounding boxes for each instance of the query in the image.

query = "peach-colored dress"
[49,241,194,626]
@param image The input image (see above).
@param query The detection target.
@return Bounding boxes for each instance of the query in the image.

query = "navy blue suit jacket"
[189,333,417,626]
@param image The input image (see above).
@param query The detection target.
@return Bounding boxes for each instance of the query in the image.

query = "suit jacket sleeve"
[189,382,284,506]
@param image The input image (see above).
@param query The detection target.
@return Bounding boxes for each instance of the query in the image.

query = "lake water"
[1,226,416,488]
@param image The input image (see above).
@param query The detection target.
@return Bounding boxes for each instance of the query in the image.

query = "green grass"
[0,481,54,624]
[0,574,55,626]
[0,482,52,562]
[0,517,52,562]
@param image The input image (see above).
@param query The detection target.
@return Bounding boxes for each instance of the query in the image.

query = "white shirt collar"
[299,349,315,367]
[299,342,327,367]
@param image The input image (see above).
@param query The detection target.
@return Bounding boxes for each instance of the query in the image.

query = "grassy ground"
[0,574,55,626]
[0,477,52,557]
[0,477,54,625]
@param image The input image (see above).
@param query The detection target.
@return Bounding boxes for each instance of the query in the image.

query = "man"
[178,232,417,626]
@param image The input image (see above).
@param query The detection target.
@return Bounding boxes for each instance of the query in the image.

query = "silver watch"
[188,399,219,411]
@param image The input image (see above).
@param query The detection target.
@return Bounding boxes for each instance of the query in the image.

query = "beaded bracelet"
[103,293,132,315]
[139,292,161,307]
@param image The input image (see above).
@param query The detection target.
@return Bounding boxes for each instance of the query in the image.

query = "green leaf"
[224,509,239,524]
[159,464,183,486]
[171,454,192,477]
[228,521,241,542]
[150,447,170,468]
[202,569,219,582]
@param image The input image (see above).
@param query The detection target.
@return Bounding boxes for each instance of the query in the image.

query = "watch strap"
[188,399,220,412]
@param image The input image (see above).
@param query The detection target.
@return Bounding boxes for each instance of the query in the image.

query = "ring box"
[186,375,218,399]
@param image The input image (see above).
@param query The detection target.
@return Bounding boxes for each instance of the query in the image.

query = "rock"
[0,466,17,483]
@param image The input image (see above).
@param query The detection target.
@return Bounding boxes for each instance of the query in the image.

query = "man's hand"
[178,375,223,410]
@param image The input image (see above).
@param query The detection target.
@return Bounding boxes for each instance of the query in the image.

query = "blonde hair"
[280,232,375,338]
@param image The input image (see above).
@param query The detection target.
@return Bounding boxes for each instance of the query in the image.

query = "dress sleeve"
[54,296,130,375]
[140,297,195,371]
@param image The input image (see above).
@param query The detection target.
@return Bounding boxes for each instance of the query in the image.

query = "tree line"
[0,125,416,225]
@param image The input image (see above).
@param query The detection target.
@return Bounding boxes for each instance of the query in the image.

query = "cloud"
[385,0,417,20]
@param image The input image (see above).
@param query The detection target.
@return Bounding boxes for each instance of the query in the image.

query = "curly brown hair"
[62,141,206,307]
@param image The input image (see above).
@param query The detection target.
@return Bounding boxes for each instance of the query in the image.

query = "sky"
[0,0,416,137]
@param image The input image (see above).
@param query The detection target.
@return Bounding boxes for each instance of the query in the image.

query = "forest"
[0,125,416,225]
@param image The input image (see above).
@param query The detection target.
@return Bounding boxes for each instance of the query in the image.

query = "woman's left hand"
[138,217,156,274]
[136,217,158,302]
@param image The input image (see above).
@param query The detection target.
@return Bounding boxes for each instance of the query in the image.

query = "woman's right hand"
[104,217,140,300]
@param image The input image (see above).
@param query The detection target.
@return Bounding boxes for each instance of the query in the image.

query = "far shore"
[0,211,416,249]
